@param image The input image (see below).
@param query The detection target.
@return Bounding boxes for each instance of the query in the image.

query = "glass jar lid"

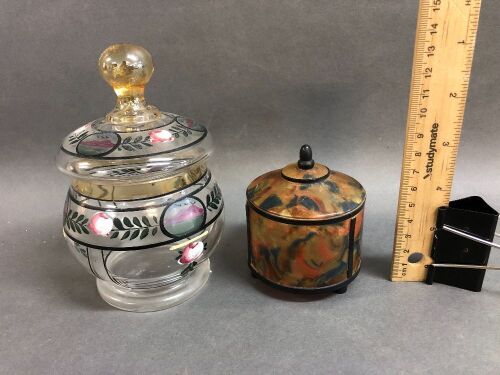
[56,44,212,183]
[246,145,366,222]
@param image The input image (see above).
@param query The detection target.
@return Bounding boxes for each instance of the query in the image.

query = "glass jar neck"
[105,87,160,126]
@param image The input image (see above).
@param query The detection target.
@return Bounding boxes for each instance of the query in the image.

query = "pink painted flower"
[149,129,174,144]
[88,212,113,237]
[178,241,204,264]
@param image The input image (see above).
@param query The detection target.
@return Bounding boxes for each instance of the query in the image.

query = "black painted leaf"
[123,136,132,143]
[211,191,215,199]
[134,136,143,142]
[76,215,84,222]
[142,142,153,147]
[81,218,88,225]
[71,211,78,220]
[121,231,130,240]
[182,131,188,136]
[132,217,142,227]
[144,136,151,142]
[341,200,358,211]
[134,144,143,149]
[152,227,158,236]
[259,195,282,210]
[153,216,158,224]
[206,194,210,204]
[325,181,339,194]
[110,231,119,239]
[74,224,81,234]
[142,216,150,226]
[174,133,180,138]
[113,218,124,230]
[209,202,218,210]
[69,221,76,231]
[81,226,89,235]
[212,198,220,204]
[122,144,134,151]
[140,228,149,239]
[299,196,320,211]
[123,217,133,227]
[130,229,140,240]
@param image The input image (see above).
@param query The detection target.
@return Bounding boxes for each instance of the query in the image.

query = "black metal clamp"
[426,196,499,292]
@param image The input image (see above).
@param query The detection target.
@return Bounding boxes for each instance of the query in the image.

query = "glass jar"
[246,145,365,294]
[57,44,224,312]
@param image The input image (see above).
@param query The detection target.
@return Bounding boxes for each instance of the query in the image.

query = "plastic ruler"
[391,0,482,281]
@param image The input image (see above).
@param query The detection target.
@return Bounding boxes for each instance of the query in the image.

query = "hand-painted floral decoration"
[88,212,114,236]
[177,241,205,264]
[149,129,175,143]
[62,172,222,248]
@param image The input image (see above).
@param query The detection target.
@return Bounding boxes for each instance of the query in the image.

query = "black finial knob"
[298,144,315,170]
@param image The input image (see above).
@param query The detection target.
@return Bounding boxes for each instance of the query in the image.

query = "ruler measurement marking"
[391,0,481,281]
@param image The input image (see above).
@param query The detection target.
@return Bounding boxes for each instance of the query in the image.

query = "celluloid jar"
[246,145,365,294]
[56,44,224,311]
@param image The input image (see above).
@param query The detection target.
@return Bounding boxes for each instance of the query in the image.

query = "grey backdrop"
[1,1,499,374]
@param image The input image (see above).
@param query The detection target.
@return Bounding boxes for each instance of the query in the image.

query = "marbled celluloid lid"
[246,145,366,221]
[56,44,212,182]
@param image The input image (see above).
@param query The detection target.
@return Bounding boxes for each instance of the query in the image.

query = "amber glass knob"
[98,44,159,124]
[98,44,154,98]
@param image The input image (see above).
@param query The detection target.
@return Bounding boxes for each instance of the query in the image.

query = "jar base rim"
[96,260,211,312]
[250,265,360,294]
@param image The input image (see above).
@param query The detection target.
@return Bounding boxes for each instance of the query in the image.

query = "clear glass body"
[62,167,224,311]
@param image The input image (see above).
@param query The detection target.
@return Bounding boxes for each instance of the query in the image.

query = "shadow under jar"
[56,44,224,312]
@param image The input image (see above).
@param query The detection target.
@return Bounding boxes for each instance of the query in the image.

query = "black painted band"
[249,266,360,294]
[280,167,330,184]
[247,200,365,226]
[348,217,356,278]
